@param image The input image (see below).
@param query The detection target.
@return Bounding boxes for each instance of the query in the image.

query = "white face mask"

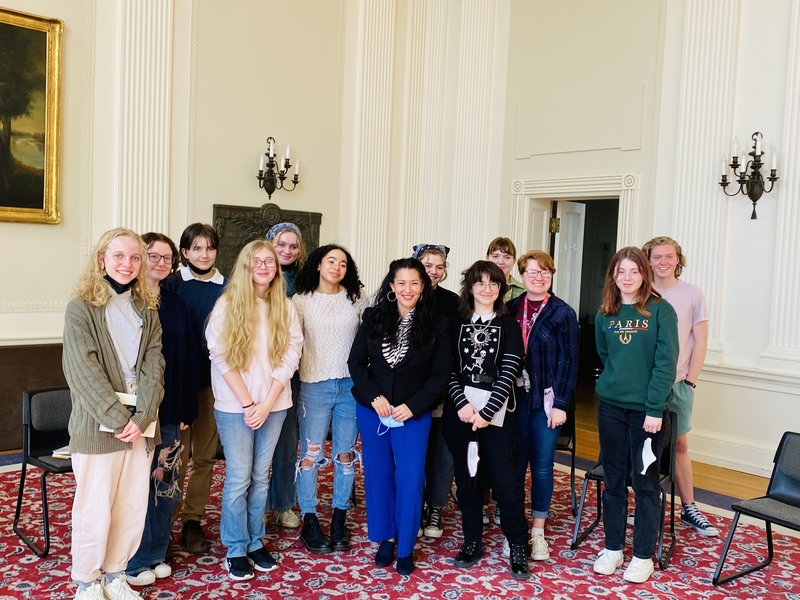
[467,441,480,477]
[639,437,657,475]
[377,407,405,435]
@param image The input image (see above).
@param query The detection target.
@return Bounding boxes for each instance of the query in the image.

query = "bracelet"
[372,396,383,404]
[684,380,696,389]
[242,402,255,409]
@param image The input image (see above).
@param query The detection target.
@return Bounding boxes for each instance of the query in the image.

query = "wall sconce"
[256,137,300,199]
[719,132,778,219]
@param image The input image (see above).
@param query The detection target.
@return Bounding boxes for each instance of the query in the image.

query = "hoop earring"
[387,291,397,302]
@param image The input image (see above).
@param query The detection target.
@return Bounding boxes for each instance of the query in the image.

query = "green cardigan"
[62,296,165,454]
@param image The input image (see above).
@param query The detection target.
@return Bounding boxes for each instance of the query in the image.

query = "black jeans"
[443,407,527,545]
[597,401,665,559]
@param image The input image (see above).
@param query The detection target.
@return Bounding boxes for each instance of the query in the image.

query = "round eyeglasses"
[147,253,173,265]
[253,258,277,268]
[523,269,552,279]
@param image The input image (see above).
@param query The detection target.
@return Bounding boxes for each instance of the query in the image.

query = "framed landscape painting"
[0,8,62,224]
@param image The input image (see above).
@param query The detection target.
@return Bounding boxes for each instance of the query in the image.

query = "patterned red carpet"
[2,460,798,599]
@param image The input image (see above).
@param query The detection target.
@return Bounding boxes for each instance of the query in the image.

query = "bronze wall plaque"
[212,202,322,277]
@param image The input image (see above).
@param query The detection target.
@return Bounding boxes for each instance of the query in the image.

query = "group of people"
[62,219,712,599]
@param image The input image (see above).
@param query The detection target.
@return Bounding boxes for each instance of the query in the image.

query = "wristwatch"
[684,379,696,389]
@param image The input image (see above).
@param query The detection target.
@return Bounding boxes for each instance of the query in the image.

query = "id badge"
[522,368,531,393]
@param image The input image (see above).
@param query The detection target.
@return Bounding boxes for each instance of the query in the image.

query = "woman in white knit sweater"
[292,244,367,553]
[205,239,303,581]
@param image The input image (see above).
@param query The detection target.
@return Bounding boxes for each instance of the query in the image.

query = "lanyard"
[520,295,549,349]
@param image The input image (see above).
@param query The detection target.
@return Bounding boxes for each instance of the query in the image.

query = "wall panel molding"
[116,0,174,233]
[671,0,741,364]
[761,0,800,374]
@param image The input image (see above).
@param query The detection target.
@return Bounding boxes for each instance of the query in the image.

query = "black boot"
[299,513,333,554]
[330,508,351,551]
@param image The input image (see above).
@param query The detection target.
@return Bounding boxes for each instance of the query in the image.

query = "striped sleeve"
[448,370,469,411]
[479,353,523,422]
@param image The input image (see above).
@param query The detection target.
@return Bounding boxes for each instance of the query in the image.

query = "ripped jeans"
[127,424,182,575]
[296,378,359,515]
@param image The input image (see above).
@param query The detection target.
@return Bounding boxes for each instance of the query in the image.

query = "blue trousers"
[356,404,431,559]
[268,373,300,512]
[517,402,562,520]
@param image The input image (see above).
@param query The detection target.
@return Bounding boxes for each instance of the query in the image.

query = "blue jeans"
[296,378,359,515]
[356,403,431,559]
[517,402,562,520]
[597,401,665,559]
[268,373,300,513]
[127,424,182,575]
[215,408,286,558]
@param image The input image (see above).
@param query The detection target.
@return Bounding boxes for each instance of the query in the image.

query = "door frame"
[509,173,639,254]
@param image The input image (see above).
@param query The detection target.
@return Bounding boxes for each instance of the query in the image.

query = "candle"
[756,137,762,156]
[259,154,265,171]
[721,154,727,177]
[286,145,290,160]
[295,160,300,176]
[269,139,274,158]
[772,149,777,170]
[280,155,285,171]
[732,136,738,159]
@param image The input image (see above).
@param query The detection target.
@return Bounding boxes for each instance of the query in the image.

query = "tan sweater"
[62,296,165,454]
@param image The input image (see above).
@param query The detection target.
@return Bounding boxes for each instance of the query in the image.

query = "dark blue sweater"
[163,274,227,388]
[158,288,200,425]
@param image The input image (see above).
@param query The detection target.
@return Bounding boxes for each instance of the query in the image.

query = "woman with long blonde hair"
[64,228,165,600]
[205,239,303,581]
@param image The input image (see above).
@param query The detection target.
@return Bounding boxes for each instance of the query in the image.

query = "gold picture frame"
[0,8,63,224]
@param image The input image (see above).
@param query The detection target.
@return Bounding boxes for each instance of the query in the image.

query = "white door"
[526,198,551,252]
[552,201,586,313]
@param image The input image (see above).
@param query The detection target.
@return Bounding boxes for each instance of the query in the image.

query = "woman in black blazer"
[348,258,450,576]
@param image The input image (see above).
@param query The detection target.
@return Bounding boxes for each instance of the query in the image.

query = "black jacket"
[348,308,451,418]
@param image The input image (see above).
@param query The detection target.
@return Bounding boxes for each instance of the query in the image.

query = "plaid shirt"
[507,294,579,412]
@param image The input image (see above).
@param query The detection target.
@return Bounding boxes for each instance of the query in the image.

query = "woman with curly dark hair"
[291,244,367,554]
[347,258,450,575]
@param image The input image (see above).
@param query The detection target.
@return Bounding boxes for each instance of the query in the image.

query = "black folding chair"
[555,398,577,516]
[713,430,800,586]
[571,411,677,569]
[13,387,73,558]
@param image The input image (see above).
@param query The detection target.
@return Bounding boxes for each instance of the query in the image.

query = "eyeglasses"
[253,258,277,268]
[473,281,501,291]
[147,253,173,265]
[523,269,552,279]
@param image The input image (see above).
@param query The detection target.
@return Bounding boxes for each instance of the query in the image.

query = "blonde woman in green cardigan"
[63,228,165,600]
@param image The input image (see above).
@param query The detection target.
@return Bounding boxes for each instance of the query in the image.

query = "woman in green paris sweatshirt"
[591,247,678,585]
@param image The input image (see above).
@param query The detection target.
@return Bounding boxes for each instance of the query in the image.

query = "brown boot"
[181,520,210,554]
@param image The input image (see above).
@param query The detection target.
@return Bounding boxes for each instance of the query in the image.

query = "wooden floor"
[573,378,769,500]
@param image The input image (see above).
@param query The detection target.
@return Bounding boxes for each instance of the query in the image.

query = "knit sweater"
[292,289,367,383]
[594,297,679,417]
[62,295,165,454]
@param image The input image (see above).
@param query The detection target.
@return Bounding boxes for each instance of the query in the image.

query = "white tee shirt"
[658,279,708,382]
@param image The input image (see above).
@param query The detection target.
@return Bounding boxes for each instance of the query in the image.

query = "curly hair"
[294,244,363,304]
[366,258,438,349]
[214,240,291,370]
[73,228,158,310]
[641,236,687,278]
[457,261,509,318]
[599,247,661,317]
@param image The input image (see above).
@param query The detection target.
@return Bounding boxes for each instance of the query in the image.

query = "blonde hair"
[216,240,290,370]
[641,236,687,278]
[517,250,556,274]
[74,228,158,309]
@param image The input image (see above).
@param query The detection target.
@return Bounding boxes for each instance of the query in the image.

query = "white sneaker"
[124,569,155,586]
[74,582,106,600]
[530,532,550,561]
[102,575,143,600]
[152,563,172,579]
[623,556,655,583]
[502,538,510,558]
[593,548,624,575]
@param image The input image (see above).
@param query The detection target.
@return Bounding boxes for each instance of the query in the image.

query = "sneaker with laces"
[530,531,550,561]
[226,556,254,581]
[493,505,501,525]
[423,506,444,538]
[124,569,155,586]
[680,502,719,537]
[623,556,655,583]
[502,538,510,558]
[102,575,142,600]
[74,582,106,600]
[277,509,301,529]
[593,548,624,575]
[248,547,278,572]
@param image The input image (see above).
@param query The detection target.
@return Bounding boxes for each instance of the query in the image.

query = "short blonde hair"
[74,228,158,309]
[517,250,556,275]
[642,236,687,278]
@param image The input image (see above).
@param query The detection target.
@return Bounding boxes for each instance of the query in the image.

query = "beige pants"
[71,437,150,582]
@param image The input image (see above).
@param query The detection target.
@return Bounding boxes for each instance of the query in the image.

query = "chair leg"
[713,515,774,585]
[656,483,676,569]
[12,463,49,558]
[571,478,602,550]
[570,449,577,517]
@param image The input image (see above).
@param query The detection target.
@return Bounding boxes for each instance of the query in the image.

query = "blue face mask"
[377,407,405,435]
